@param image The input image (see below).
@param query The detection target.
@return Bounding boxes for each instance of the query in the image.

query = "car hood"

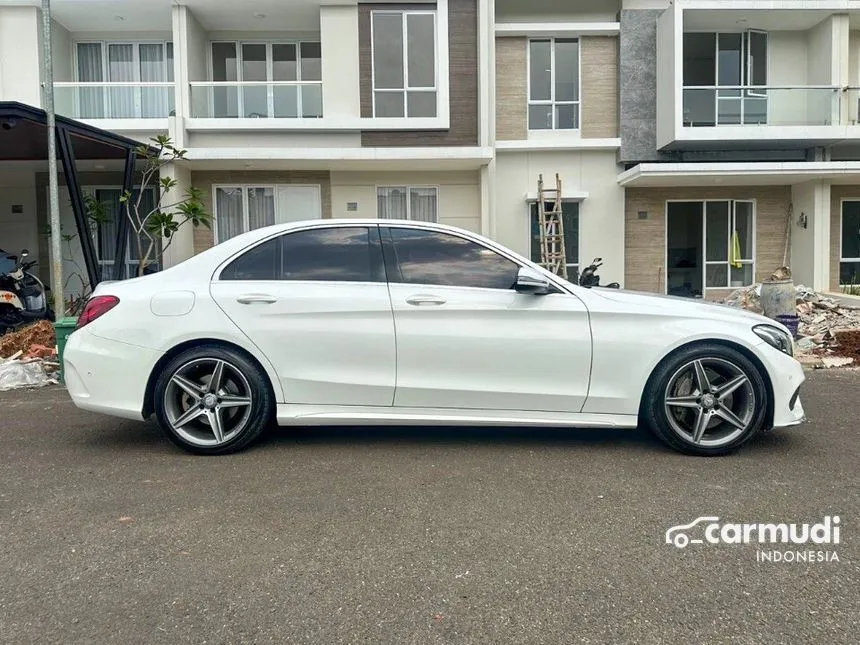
[584,287,789,331]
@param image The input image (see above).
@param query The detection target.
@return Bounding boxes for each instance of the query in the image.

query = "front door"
[210,224,396,406]
[381,225,592,413]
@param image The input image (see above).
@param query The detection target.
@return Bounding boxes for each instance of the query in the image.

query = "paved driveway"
[0,370,858,644]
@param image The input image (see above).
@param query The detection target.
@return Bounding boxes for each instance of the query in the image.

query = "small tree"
[120,135,211,277]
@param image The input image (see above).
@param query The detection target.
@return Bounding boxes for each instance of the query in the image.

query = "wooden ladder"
[537,173,567,280]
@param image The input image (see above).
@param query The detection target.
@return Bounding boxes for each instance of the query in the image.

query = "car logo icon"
[665,517,720,548]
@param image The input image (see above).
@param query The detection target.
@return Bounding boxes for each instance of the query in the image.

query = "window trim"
[526,37,581,132]
[376,185,440,222]
[664,199,757,294]
[527,198,581,277]
[370,9,438,118]
[839,198,860,287]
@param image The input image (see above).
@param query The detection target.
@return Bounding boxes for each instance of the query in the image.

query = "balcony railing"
[682,86,841,127]
[53,82,175,120]
[189,81,323,119]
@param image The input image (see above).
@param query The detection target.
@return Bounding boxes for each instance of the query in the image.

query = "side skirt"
[276,404,639,429]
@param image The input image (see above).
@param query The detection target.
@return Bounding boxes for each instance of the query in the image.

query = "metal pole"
[41,0,64,319]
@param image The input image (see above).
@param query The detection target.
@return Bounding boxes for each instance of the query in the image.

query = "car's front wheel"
[641,343,769,456]
[153,345,273,455]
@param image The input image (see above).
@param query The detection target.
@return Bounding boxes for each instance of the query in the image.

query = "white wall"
[160,161,195,268]
[850,30,860,123]
[330,171,482,233]
[655,4,678,149]
[494,150,625,285]
[0,171,39,269]
[0,6,42,105]
[768,31,809,126]
[807,16,840,125]
[790,180,819,288]
[320,5,360,120]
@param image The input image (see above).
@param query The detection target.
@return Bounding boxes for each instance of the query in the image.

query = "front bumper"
[755,342,806,428]
[64,327,163,421]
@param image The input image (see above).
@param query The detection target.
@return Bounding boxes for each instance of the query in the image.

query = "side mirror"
[515,266,553,295]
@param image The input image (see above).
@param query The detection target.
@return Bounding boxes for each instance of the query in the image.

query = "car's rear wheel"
[641,343,769,456]
[153,345,273,455]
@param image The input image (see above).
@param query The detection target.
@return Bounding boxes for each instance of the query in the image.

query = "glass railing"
[189,82,323,119]
[53,82,175,119]
[682,86,842,127]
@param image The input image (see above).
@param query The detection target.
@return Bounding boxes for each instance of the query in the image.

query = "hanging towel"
[730,230,743,269]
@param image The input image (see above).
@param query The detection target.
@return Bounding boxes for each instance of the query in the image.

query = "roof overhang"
[618,162,860,187]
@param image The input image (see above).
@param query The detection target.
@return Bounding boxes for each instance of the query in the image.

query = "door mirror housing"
[515,267,553,295]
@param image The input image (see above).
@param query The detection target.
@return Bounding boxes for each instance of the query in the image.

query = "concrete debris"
[0,321,59,390]
[821,356,855,369]
[722,283,860,365]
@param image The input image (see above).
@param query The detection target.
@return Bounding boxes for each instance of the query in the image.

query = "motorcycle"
[0,248,55,335]
[578,257,620,289]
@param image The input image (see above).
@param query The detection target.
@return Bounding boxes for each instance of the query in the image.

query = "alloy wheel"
[163,358,253,448]
[663,357,756,448]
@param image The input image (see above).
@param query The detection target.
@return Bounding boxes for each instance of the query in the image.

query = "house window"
[529,201,579,278]
[840,201,860,287]
[371,11,437,118]
[91,188,160,279]
[528,38,579,131]
[377,187,438,222]
[75,42,174,119]
[666,200,755,297]
[682,30,768,126]
[210,41,322,118]
[215,186,277,243]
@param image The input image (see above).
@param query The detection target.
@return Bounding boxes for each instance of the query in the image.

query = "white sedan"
[64,219,805,456]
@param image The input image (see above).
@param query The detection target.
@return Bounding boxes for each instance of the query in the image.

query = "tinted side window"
[220,237,279,280]
[386,228,520,290]
[281,227,382,282]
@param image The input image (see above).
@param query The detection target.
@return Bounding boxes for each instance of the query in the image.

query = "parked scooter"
[578,257,620,289]
[0,248,55,335]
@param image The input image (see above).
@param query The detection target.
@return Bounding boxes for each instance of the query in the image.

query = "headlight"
[753,324,794,356]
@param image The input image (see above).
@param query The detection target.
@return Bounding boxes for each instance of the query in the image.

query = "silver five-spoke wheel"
[163,358,254,448]
[663,357,756,448]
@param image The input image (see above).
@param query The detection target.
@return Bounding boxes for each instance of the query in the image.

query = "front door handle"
[236,294,277,305]
[406,294,446,306]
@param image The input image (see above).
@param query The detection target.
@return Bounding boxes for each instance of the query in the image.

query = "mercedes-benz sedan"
[64,219,805,456]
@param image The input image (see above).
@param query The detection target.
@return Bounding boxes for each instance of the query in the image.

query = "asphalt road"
[0,370,858,644]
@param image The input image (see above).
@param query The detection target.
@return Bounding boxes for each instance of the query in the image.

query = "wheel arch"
[142,338,278,419]
[637,338,775,429]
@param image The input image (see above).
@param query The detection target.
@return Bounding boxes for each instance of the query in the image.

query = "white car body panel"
[386,283,592,412]
[210,279,396,406]
[63,219,806,435]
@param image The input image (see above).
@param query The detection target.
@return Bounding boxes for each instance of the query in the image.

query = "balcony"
[189,81,323,120]
[682,86,842,128]
[53,83,175,123]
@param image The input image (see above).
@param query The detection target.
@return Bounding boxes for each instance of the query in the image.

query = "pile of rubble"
[0,321,59,391]
[722,283,860,367]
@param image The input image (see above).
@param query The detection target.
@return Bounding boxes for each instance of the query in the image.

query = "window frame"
[526,37,581,132]
[839,199,860,287]
[664,199,757,293]
[85,185,160,279]
[370,9,438,118]
[212,184,321,243]
[376,185,439,223]
[208,39,322,118]
[528,199,581,279]
[217,224,386,284]
[73,40,174,119]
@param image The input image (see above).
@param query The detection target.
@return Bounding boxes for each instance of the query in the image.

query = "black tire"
[640,343,769,456]
[153,344,274,455]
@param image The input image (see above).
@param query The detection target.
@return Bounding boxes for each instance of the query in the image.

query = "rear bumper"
[64,327,163,421]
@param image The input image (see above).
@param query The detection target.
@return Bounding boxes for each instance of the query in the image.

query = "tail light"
[76,295,120,329]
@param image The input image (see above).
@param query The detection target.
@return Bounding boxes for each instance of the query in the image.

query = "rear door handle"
[406,294,446,306]
[237,294,277,305]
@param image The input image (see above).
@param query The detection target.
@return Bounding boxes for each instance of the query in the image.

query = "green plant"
[841,277,860,297]
[120,135,211,277]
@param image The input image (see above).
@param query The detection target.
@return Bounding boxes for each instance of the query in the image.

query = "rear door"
[210,224,396,406]
[381,225,592,413]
